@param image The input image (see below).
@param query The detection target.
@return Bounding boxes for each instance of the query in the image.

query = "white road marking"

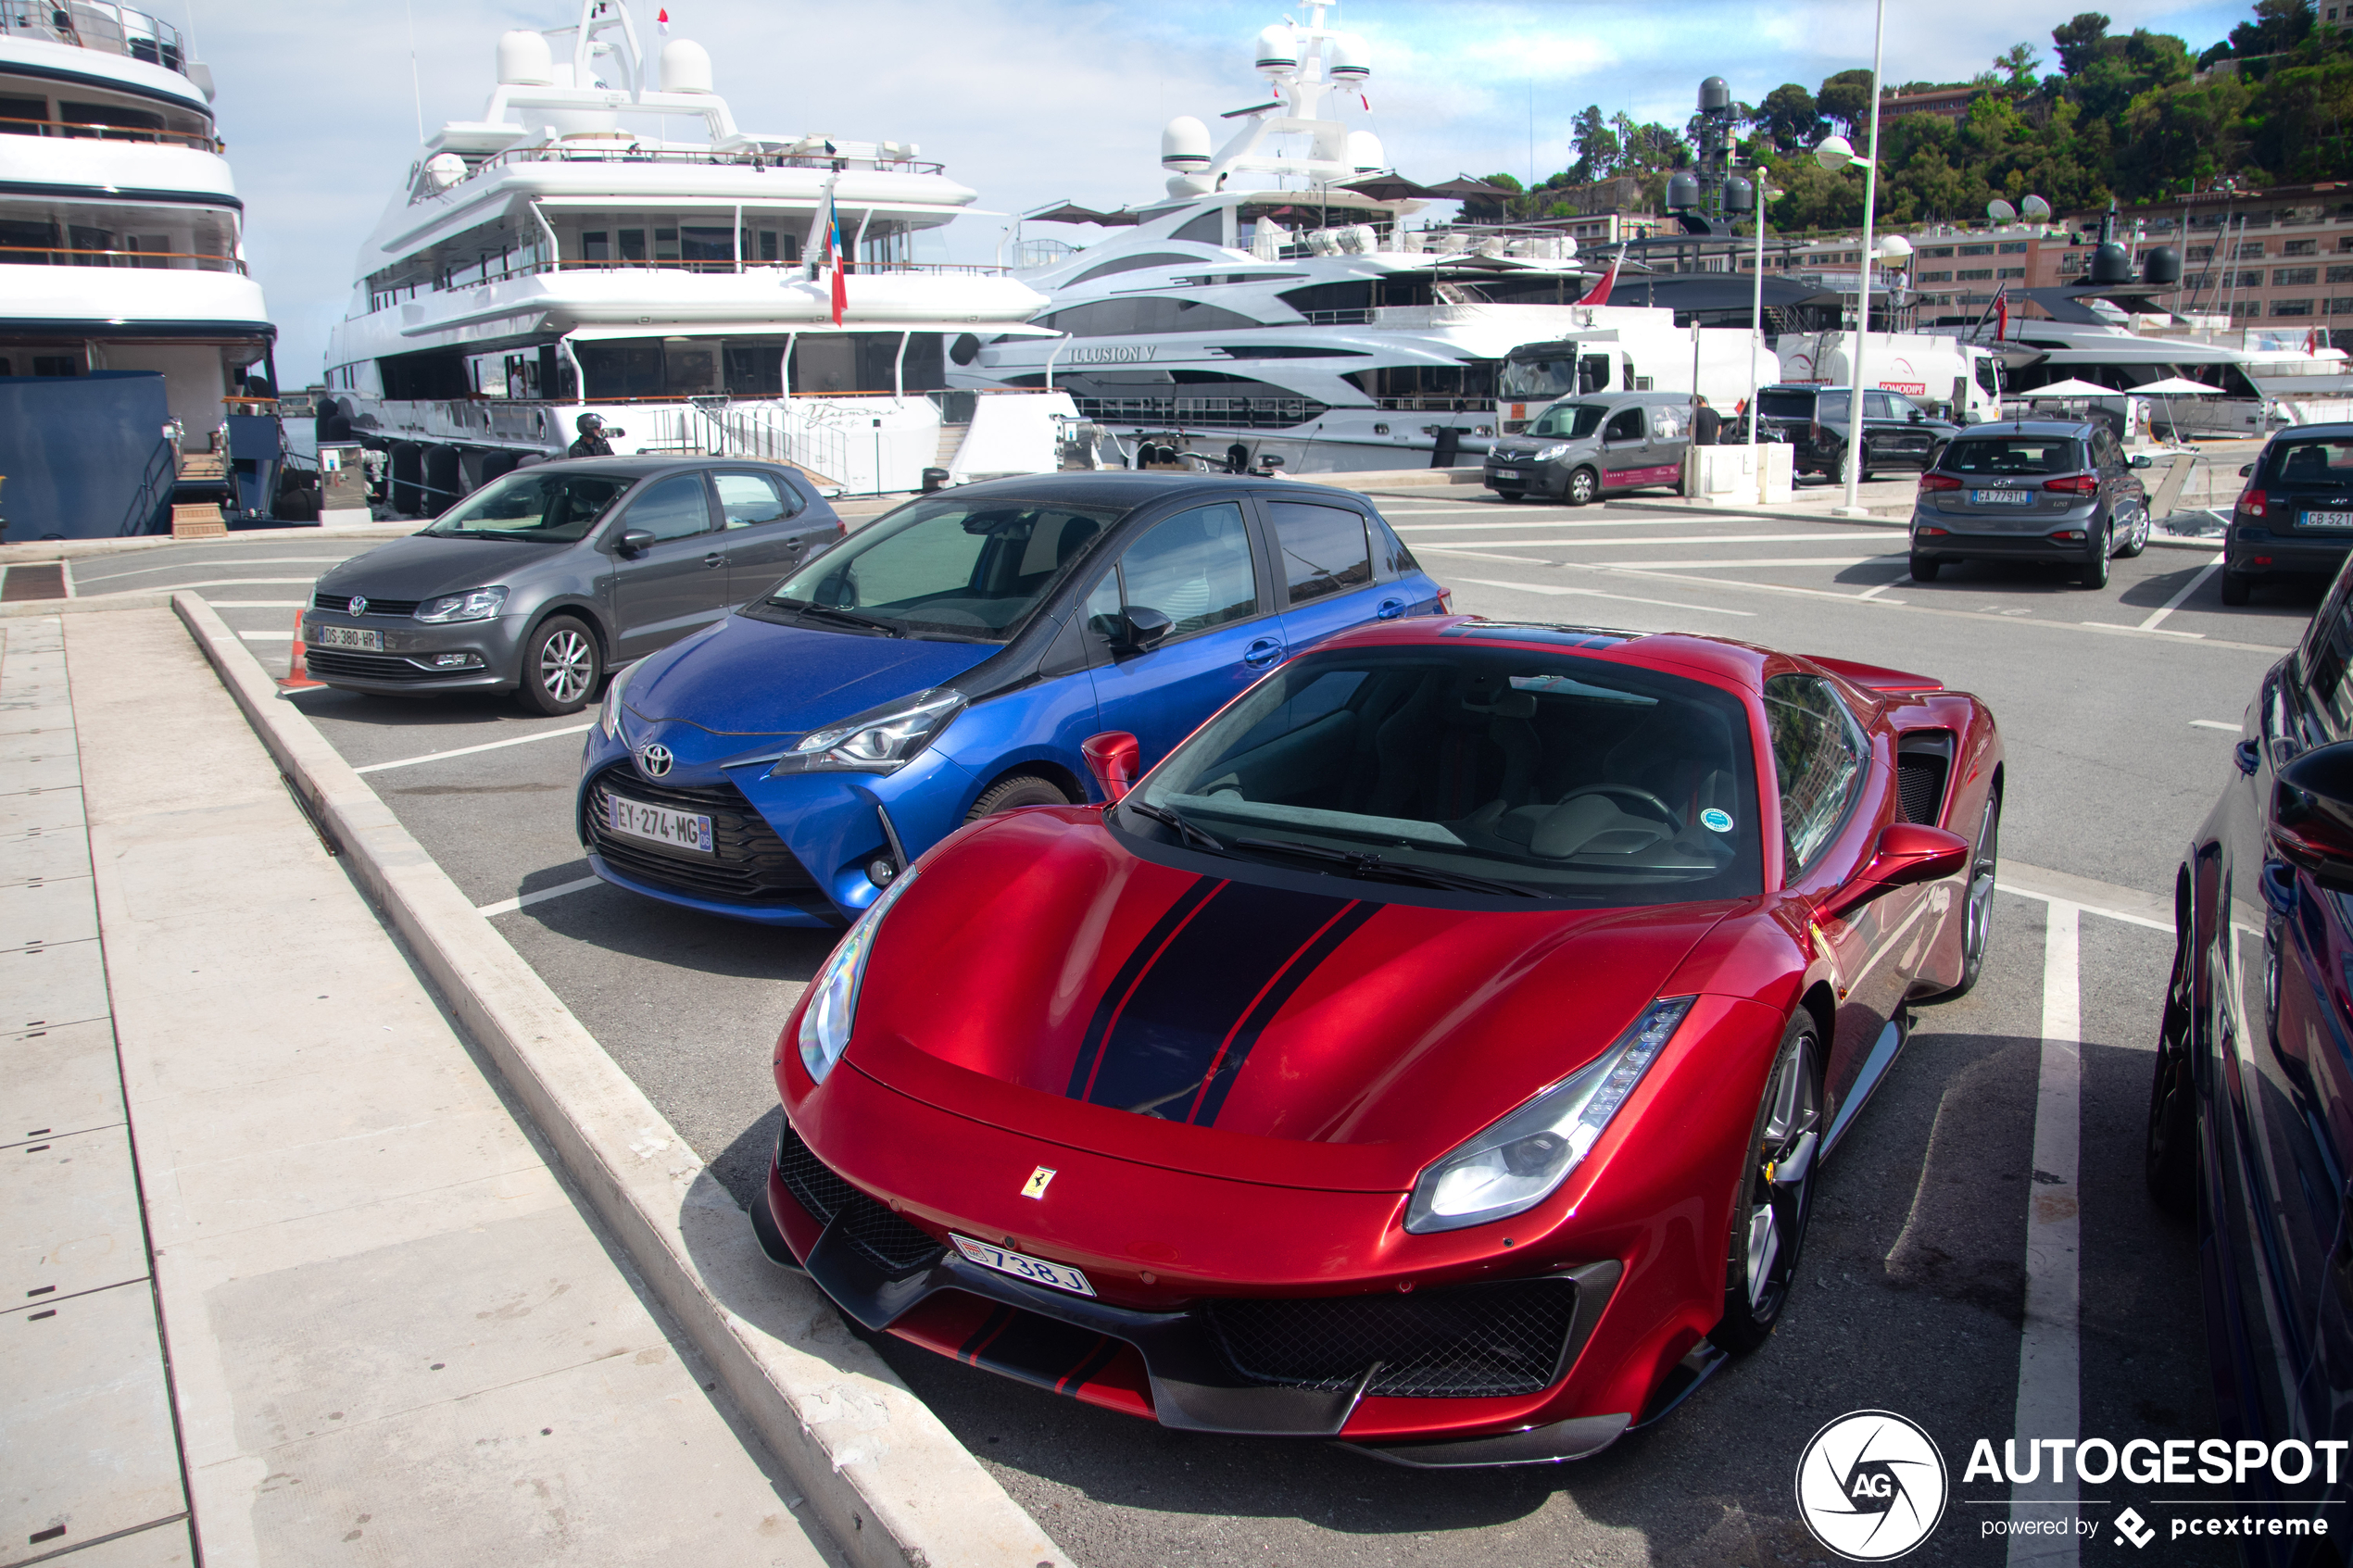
[2078,621,2206,641]
[354,722,596,775]
[2137,558,2224,633]
[1996,878,2170,933]
[1451,577,1755,616]
[1395,516,1850,533]
[1598,555,1894,570]
[237,631,294,642]
[75,556,358,584]
[476,874,604,919]
[208,600,308,609]
[2007,899,2082,1565]
[1857,577,1910,601]
[2189,720,2240,732]
[1404,533,1877,549]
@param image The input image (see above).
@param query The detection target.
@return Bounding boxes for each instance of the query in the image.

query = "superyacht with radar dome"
[319,0,1054,510]
[0,2,279,539]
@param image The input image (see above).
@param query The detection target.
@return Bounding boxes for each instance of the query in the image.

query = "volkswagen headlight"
[771,689,964,776]
[1532,443,1573,462]
[797,866,920,1083]
[1403,997,1694,1235]
[414,585,509,623]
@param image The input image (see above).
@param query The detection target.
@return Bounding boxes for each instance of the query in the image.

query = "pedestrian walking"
[1692,395,1723,446]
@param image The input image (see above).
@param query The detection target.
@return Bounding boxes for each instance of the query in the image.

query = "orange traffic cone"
[276,608,326,696]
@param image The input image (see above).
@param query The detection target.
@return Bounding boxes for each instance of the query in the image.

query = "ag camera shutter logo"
[1795,1410,1949,1561]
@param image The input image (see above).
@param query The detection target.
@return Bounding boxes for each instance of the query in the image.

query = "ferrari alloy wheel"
[1715,1014,1823,1354]
[1565,467,1599,507]
[1931,791,2001,1000]
[2145,934,2199,1216]
[521,616,600,716]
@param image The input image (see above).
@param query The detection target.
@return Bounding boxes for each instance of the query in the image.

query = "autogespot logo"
[1796,1411,1951,1562]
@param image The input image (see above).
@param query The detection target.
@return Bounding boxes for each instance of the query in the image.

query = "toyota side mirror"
[617,529,654,557]
[2275,742,2353,893]
[1082,731,1141,802]
[1109,605,1173,654]
[1820,822,1972,920]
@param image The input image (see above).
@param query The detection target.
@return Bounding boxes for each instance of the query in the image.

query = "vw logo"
[346,596,368,616]
[1794,1410,1947,1561]
[636,743,673,778]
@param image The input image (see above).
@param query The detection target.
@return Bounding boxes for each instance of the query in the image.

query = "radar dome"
[2090,242,2133,284]
[496,30,554,86]
[1723,176,1754,212]
[421,152,467,193]
[1344,129,1385,173]
[1666,171,1699,210]
[1254,24,1298,75]
[1327,32,1371,83]
[1698,76,1731,111]
[659,39,713,94]
[1160,116,1212,172]
[2143,245,2183,285]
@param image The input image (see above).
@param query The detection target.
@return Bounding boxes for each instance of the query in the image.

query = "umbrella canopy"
[2020,378,2120,399]
[1338,172,1437,202]
[1026,203,1141,227]
[1422,176,1514,200]
[2131,376,2221,396]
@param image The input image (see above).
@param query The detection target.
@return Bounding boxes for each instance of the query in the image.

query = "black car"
[303,458,843,714]
[2147,556,2353,1550]
[1751,383,1959,483]
[2221,423,2353,605]
[1907,419,2153,589]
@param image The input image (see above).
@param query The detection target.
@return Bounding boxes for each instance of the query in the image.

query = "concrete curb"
[3,522,416,561]
[170,592,1067,1568]
[1,591,175,618]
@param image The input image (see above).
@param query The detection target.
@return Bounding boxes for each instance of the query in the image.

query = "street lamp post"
[1744,167,1782,503]
[1816,0,1889,519]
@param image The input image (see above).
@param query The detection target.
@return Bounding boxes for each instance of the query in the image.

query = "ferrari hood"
[623,610,994,739]
[849,811,1736,1191]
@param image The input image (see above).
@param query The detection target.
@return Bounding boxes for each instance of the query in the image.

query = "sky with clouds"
[186,0,2268,381]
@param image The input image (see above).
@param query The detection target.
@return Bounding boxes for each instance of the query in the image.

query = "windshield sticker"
[1701,808,1735,834]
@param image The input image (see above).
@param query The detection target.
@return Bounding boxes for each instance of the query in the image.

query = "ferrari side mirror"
[1820,822,1971,920]
[1082,731,1141,802]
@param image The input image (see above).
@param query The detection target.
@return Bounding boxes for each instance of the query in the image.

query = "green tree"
[1994,43,2043,90]
[2052,12,2112,75]
[1818,69,1874,135]
[2229,0,2314,57]
[1567,105,1619,182]
[1757,82,1822,150]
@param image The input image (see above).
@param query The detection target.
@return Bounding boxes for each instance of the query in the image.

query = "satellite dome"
[1254,24,1298,75]
[1160,116,1212,172]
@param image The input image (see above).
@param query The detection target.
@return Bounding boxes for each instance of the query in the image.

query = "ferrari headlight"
[598,657,636,740]
[1403,997,1693,1235]
[414,585,509,623]
[1531,443,1573,462]
[797,866,920,1083]
[770,688,964,776]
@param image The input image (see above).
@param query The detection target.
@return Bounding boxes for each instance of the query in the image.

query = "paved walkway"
[1,610,837,1568]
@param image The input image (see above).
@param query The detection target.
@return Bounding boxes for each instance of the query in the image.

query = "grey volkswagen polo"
[302,457,844,713]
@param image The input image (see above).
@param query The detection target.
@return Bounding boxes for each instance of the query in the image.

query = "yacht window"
[663,340,721,395]
[581,231,610,262]
[654,227,680,261]
[1267,502,1373,607]
[0,95,44,133]
[1069,252,1200,286]
[618,229,646,263]
[681,225,733,265]
[424,471,630,542]
[770,497,1123,641]
[58,100,163,138]
[1174,209,1226,245]
[1031,298,1263,336]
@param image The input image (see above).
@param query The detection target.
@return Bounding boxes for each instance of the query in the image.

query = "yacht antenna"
[404,0,424,143]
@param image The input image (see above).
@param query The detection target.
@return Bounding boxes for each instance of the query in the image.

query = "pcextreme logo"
[1795,1411,1951,1561]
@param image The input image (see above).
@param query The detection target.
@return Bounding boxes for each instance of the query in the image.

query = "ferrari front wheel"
[1714,1013,1823,1354]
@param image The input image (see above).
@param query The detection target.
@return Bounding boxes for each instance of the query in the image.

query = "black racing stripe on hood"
[1064,874,1223,1101]
[1189,898,1378,1127]
[1074,881,1360,1120]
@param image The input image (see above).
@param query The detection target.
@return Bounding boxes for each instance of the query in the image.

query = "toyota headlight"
[1532,443,1573,462]
[1403,997,1693,1235]
[797,866,920,1083]
[415,585,509,623]
[770,688,964,776]
[598,657,636,740]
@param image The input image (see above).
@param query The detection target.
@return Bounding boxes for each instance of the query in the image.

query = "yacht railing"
[632,398,854,484]
[0,243,242,272]
[1071,395,1328,430]
[461,144,947,179]
[0,1,187,76]
[0,113,219,149]
[369,255,1010,309]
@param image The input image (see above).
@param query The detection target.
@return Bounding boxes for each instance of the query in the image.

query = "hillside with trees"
[1486,0,2353,232]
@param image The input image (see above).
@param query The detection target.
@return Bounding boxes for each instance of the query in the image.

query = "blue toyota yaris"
[576,472,1449,925]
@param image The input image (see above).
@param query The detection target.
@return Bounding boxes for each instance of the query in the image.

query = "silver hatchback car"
[1907,418,2153,590]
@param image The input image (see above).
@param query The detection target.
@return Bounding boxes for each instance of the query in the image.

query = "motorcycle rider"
[567,411,617,458]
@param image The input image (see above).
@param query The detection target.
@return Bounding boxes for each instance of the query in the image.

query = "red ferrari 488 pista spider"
[756,616,2003,1466]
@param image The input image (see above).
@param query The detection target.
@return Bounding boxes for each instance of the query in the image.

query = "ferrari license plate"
[1969,489,2032,506]
[313,624,384,650]
[2302,509,2353,529]
[606,796,713,854]
[950,1234,1096,1297]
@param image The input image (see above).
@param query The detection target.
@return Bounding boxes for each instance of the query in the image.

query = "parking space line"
[2189,720,2240,732]
[1857,577,1909,601]
[2078,621,2206,641]
[2137,558,2224,633]
[476,874,603,919]
[1395,518,1843,533]
[237,631,294,642]
[1451,577,1755,616]
[1406,534,1875,549]
[1603,556,1894,570]
[2007,900,2082,1564]
[60,558,74,598]
[354,722,596,775]
[208,601,307,609]
[1996,879,2169,933]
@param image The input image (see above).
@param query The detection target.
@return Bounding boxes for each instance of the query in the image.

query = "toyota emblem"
[637,743,673,778]
[347,596,367,616]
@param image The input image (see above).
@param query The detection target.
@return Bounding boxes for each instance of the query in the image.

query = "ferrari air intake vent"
[1207,1279,1580,1399]
[1895,732,1955,825]
[776,1122,944,1277]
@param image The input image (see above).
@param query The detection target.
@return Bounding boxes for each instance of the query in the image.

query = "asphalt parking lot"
[74,489,2296,1567]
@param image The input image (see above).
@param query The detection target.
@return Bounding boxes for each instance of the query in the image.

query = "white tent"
[2131,377,2219,396]
[2020,379,2119,399]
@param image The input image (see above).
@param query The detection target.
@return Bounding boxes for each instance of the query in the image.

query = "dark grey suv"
[2221,424,2353,605]
[304,458,844,713]
[1908,419,2152,589]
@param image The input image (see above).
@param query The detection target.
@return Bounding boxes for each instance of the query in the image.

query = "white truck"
[1774,331,2004,425]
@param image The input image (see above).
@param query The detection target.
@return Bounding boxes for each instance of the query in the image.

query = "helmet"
[575,412,605,434]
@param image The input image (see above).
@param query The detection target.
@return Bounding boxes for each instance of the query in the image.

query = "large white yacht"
[952,4,1629,474]
[0,1,276,539]
[320,0,1052,510]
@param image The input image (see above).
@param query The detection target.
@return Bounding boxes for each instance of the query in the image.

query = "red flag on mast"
[1995,295,2008,342]
[1575,258,1619,307]
[826,194,847,327]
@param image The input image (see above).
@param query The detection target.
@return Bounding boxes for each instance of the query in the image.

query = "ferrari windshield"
[1131,641,1764,904]
[767,495,1121,641]
[423,471,632,541]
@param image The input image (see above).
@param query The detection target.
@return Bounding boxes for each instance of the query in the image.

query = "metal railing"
[1,1,187,75]
[368,254,1010,307]
[0,115,218,148]
[0,243,242,271]
[457,143,946,182]
[1071,395,1328,430]
[632,398,853,484]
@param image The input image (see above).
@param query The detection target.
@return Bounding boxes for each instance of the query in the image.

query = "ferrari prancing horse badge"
[1021,1166,1057,1199]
